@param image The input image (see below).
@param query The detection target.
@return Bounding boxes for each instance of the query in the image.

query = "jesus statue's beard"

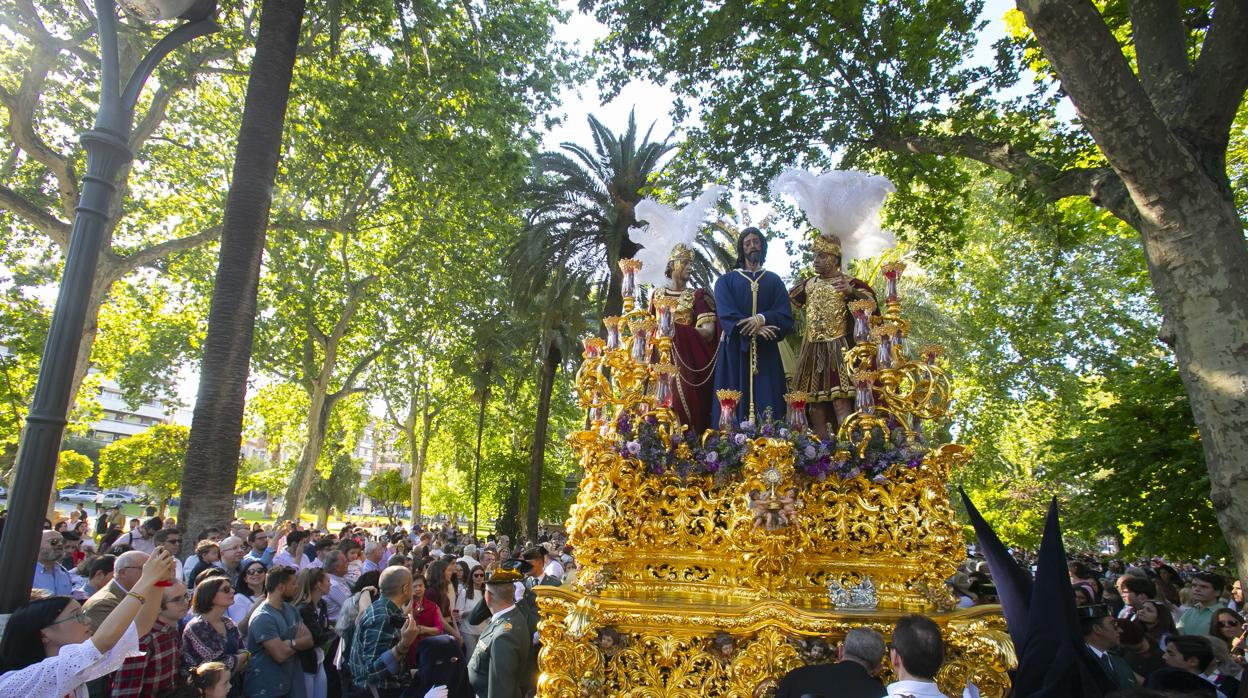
[746,250,762,265]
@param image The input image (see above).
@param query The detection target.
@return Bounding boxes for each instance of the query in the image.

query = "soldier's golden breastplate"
[806,278,847,341]
[665,288,696,326]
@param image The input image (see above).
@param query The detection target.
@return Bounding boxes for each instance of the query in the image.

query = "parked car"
[100,492,132,506]
[243,500,268,512]
[59,489,100,504]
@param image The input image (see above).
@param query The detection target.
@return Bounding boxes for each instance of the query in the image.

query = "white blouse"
[0,622,140,698]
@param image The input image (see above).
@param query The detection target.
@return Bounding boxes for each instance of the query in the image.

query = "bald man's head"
[379,566,413,606]
[114,550,149,590]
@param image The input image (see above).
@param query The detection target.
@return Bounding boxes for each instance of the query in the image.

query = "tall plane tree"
[585,0,1248,577]
[179,0,305,536]
[0,0,242,423]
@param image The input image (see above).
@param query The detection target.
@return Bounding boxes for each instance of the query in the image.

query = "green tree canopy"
[98,424,188,513]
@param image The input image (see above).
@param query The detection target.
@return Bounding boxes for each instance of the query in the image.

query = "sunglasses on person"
[48,609,90,627]
[246,568,266,576]
[1219,619,1243,628]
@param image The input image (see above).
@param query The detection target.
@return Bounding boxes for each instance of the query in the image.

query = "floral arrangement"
[612,410,926,486]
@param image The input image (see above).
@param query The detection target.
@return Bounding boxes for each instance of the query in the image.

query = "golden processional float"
[535,258,1015,697]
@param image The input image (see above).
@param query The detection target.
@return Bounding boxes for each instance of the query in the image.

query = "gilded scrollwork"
[536,592,1014,697]
[555,259,1008,696]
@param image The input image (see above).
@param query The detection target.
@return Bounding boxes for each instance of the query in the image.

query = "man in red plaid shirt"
[111,580,189,697]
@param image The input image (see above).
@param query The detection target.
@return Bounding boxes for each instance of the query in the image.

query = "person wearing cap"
[467,567,530,698]
[522,546,561,589]
[1079,603,1138,691]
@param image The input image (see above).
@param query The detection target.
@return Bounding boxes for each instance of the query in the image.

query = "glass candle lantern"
[881,262,906,304]
[604,317,621,350]
[919,344,944,365]
[874,328,893,369]
[849,300,876,343]
[853,371,877,414]
[658,302,674,338]
[619,259,640,303]
[716,390,741,432]
[785,392,809,433]
[631,325,649,363]
[656,365,676,408]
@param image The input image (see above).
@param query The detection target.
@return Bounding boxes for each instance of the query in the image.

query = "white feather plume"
[770,169,897,265]
[628,185,726,287]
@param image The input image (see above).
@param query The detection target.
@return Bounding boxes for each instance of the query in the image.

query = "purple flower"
[670,431,683,445]
[705,461,720,474]
[626,440,641,455]
[907,457,922,468]
[779,428,790,439]
[872,474,888,484]
[762,424,774,436]
[734,433,747,445]
[705,451,719,464]
[803,445,817,459]
[740,420,754,431]
[645,414,659,426]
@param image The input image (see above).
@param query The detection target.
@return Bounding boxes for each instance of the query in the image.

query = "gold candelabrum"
[554,259,1013,698]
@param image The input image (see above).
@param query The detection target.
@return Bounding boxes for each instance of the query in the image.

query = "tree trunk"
[281,386,333,521]
[525,341,560,539]
[178,0,305,540]
[471,365,491,540]
[1019,0,1248,582]
[264,491,274,519]
[317,505,329,529]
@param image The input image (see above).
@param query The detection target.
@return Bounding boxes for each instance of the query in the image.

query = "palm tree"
[452,314,518,539]
[510,257,591,539]
[518,110,677,319]
[179,0,306,539]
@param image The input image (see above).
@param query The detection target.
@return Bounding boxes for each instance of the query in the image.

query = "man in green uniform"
[468,566,532,698]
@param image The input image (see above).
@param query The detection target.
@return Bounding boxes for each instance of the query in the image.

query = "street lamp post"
[0,0,218,613]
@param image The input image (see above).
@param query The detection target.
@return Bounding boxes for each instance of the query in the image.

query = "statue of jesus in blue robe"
[712,227,794,427]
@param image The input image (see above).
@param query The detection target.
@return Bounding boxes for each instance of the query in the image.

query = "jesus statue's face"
[741,233,764,266]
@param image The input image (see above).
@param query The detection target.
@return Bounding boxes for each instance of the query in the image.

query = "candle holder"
[604,317,622,350]
[716,389,742,432]
[918,344,944,365]
[853,370,878,414]
[880,261,906,318]
[871,325,893,369]
[652,296,676,338]
[849,299,876,343]
[619,259,643,311]
[784,392,810,433]
[629,316,656,364]
[655,364,677,410]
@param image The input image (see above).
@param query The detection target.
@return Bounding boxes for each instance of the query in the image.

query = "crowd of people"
[949,553,1246,698]
[7,503,1248,698]
[6,506,575,698]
